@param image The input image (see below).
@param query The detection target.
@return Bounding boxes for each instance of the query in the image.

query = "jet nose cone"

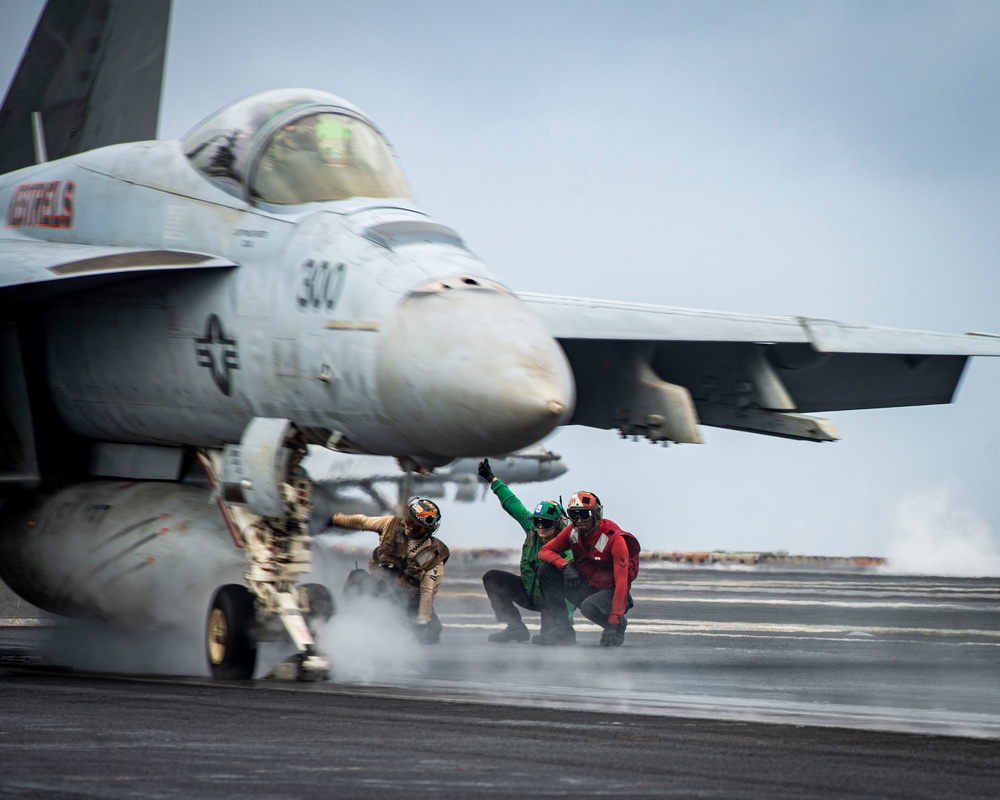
[377,289,575,457]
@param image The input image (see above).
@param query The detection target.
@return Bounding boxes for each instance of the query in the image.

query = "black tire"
[300,582,335,621]
[207,584,258,680]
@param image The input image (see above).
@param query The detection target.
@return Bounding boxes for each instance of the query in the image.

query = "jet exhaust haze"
[883,486,1000,578]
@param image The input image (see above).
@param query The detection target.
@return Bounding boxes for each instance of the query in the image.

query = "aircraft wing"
[0,237,236,303]
[520,292,1000,442]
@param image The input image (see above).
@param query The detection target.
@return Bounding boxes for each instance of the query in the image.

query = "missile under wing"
[0,0,999,681]
[307,445,567,524]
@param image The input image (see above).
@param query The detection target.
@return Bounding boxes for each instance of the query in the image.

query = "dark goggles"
[568,508,594,522]
[532,517,556,530]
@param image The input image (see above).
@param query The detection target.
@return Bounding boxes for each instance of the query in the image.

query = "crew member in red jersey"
[535,491,640,647]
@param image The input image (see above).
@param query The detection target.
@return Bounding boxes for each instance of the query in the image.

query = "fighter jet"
[1,1,998,680]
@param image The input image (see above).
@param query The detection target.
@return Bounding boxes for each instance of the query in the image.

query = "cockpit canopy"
[182,89,412,205]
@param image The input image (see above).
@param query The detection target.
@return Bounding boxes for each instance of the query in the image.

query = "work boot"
[599,619,626,647]
[488,623,530,643]
[532,628,576,646]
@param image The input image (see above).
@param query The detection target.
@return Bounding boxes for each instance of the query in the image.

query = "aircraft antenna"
[31,112,47,163]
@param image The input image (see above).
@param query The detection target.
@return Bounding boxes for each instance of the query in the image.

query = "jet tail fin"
[0,0,171,175]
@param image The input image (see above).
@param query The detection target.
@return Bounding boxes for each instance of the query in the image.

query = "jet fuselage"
[0,107,575,462]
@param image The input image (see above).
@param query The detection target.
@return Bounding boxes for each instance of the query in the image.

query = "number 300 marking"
[297,260,346,310]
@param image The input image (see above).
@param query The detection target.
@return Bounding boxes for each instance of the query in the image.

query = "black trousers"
[482,569,539,627]
[537,561,632,633]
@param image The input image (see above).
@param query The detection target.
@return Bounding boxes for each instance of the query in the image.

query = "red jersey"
[539,518,640,621]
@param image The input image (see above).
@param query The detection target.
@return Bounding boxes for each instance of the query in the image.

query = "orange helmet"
[567,491,602,522]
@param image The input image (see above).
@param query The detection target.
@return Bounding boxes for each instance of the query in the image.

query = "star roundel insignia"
[195,314,240,396]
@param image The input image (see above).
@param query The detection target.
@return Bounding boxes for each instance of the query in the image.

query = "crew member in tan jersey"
[331,497,449,644]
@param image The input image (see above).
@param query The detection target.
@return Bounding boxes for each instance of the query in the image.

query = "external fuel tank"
[0,481,247,629]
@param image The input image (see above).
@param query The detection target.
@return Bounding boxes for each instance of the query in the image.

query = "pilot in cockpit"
[254,115,348,203]
[251,111,399,205]
[314,117,353,166]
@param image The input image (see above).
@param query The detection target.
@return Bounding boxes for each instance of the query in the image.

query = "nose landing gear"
[200,418,333,681]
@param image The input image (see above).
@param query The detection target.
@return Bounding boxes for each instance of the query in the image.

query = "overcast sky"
[3,1,999,569]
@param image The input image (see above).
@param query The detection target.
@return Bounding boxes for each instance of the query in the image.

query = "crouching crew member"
[331,497,449,644]
[535,491,640,647]
[477,458,573,643]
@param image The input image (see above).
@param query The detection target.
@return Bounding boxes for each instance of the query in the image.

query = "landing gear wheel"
[207,584,258,680]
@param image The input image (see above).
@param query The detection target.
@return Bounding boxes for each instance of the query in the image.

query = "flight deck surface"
[2,556,999,797]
